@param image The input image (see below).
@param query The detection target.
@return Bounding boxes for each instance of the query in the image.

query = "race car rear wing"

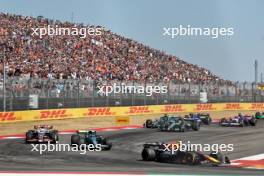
[34,125,53,129]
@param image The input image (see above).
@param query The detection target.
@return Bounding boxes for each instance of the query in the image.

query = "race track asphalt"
[0,120,264,175]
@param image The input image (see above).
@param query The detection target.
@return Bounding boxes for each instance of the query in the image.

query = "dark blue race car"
[219,114,257,127]
[184,113,212,125]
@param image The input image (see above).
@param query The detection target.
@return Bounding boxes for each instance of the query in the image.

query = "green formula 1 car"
[71,130,112,150]
[159,116,201,132]
[255,112,264,119]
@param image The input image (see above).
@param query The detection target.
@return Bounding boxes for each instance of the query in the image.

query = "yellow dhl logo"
[162,105,185,112]
[127,106,150,114]
[224,103,241,110]
[0,112,21,121]
[84,108,115,116]
[195,104,215,111]
[251,103,264,110]
[38,110,72,119]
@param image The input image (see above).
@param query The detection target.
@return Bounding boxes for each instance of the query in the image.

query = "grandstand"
[0,13,263,111]
[0,13,230,84]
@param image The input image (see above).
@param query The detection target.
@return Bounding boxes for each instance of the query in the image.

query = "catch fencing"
[0,77,263,111]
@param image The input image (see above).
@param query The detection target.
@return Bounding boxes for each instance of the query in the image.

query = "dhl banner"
[0,103,264,123]
[115,116,130,125]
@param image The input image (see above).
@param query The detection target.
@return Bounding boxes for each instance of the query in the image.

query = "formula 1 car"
[141,142,230,166]
[184,113,212,125]
[71,130,112,150]
[219,114,257,127]
[159,116,201,132]
[255,112,264,119]
[144,114,170,128]
[197,113,212,125]
[25,125,59,143]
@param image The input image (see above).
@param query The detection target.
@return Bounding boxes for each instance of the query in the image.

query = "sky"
[0,0,263,82]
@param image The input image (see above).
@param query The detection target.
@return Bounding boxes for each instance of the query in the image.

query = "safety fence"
[1,102,263,123]
[0,78,263,111]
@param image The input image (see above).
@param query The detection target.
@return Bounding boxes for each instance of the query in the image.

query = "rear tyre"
[71,134,81,145]
[255,112,260,119]
[238,119,245,127]
[178,118,186,132]
[179,126,185,132]
[204,116,212,125]
[142,148,156,161]
[249,117,257,126]
[219,118,225,126]
[192,121,200,131]
[145,119,153,128]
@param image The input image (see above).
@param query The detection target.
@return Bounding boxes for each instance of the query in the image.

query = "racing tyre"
[209,152,224,166]
[145,119,153,128]
[25,131,34,143]
[192,121,200,131]
[249,117,257,126]
[255,112,260,119]
[51,131,59,143]
[142,148,156,161]
[204,116,212,125]
[71,134,81,146]
[178,118,186,132]
[185,152,199,165]
[102,138,112,150]
[219,118,225,126]
[238,119,244,127]
[179,126,185,132]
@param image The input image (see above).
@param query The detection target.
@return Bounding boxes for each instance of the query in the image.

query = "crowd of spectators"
[0,13,232,85]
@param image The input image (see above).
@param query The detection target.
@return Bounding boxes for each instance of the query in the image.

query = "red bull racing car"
[141,142,230,166]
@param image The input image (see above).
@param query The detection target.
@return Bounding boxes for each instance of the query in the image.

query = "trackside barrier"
[0,103,263,123]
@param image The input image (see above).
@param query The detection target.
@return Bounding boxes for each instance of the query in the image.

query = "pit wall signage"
[0,103,262,123]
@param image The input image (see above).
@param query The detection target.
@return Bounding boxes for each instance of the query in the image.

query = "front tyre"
[185,152,200,165]
[102,138,112,150]
[209,152,224,166]
[25,131,34,143]
[51,130,59,143]
[142,148,156,161]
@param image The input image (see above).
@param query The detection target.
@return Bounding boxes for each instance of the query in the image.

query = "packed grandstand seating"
[0,13,232,85]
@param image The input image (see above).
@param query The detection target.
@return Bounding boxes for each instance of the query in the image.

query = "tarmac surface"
[0,121,264,175]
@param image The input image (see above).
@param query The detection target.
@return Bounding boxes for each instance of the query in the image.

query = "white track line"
[0,174,143,176]
[102,129,119,131]
[2,136,24,139]
[233,153,264,161]
[122,127,139,130]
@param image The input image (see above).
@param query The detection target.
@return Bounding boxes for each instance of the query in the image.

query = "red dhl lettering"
[0,112,18,121]
[128,106,150,114]
[195,104,215,111]
[225,103,241,110]
[84,108,115,116]
[39,110,70,119]
[251,103,264,110]
[116,119,129,122]
[163,105,185,112]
